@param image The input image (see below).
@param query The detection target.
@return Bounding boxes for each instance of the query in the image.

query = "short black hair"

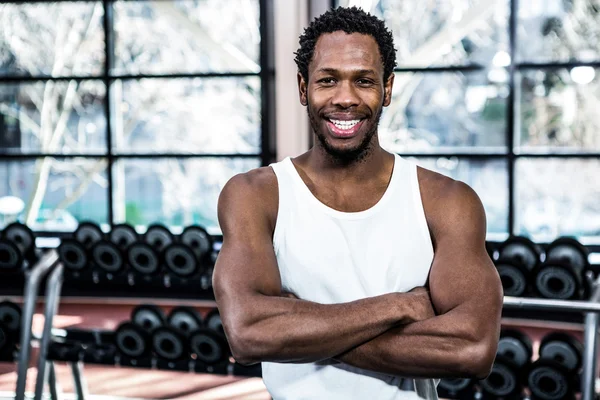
[294,6,397,82]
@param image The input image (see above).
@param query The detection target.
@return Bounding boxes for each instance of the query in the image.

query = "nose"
[331,80,360,109]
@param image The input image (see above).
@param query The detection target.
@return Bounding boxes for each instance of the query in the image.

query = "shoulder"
[416,166,486,241]
[218,166,279,233]
[220,166,278,199]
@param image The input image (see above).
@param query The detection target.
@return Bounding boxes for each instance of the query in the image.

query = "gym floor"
[0,302,593,399]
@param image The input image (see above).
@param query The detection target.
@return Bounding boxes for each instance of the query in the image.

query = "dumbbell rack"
[12,252,600,400]
[11,248,259,400]
[503,273,600,400]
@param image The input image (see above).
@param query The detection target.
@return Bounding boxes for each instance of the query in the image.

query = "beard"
[307,102,382,165]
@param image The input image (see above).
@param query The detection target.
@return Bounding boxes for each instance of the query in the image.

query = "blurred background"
[0,0,599,399]
[1,0,598,243]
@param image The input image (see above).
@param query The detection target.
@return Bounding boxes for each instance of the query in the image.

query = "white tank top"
[263,153,438,400]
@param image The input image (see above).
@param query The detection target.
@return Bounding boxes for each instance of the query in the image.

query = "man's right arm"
[212,169,433,365]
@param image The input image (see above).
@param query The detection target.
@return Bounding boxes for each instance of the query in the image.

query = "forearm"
[230,292,419,365]
[333,308,497,379]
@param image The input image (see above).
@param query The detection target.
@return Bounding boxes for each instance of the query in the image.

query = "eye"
[317,77,336,85]
[357,79,374,85]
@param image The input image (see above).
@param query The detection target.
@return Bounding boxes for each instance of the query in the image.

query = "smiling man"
[213,6,503,400]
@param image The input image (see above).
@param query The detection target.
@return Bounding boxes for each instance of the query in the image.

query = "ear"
[383,73,394,107]
[297,72,308,106]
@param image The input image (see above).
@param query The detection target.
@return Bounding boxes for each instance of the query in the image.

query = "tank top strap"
[268,158,294,254]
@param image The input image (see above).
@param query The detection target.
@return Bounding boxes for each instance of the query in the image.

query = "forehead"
[310,31,382,74]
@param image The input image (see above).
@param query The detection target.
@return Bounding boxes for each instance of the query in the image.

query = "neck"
[304,137,392,183]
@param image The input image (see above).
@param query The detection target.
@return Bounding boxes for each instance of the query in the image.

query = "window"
[336,0,600,242]
[0,0,274,234]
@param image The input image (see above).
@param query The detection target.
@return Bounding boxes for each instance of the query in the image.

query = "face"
[298,31,394,163]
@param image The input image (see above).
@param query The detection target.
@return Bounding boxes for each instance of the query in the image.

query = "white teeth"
[330,119,360,130]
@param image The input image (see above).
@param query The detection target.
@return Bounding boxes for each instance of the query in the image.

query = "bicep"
[427,183,503,320]
[212,174,283,325]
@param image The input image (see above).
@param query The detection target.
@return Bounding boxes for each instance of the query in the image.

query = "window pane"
[111,78,260,154]
[337,0,508,67]
[112,157,260,232]
[380,72,508,153]
[517,68,600,153]
[113,0,260,75]
[406,157,508,238]
[0,2,104,77]
[0,81,107,155]
[0,158,108,231]
[516,158,600,241]
[517,0,600,63]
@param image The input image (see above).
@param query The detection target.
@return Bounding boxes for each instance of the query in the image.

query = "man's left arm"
[332,181,503,380]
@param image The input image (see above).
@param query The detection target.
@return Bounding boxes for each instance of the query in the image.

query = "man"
[213,6,503,400]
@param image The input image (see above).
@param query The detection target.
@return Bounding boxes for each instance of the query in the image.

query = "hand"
[403,286,435,324]
[281,291,299,299]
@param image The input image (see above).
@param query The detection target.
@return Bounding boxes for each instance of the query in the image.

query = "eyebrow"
[315,68,377,75]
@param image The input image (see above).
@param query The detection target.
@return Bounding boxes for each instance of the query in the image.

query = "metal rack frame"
[503,274,600,400]
[13,249,63,400]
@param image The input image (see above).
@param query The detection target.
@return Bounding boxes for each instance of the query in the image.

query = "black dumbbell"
[0,222,36,271]
[151,326,189,361]
[83,343,117,365]
[0,301,22,335]
[180,225,213,262]
[0,322,17,362]
[0,238,23,271]
[2,222,36,258]
[539,332,583,374]
[126,242,161,276]
[144,224,174,253]
[189,328,230,366]
[437,378,475,399]
[479,329,532,399]
[527,332,582,400]
[480,355,523,399]
[497,329,533,370]
[109,223,138,251]
[527,360,575,400]
[58,238,89,272]
[163,243,200,278]
[167,306,204,336]
[90,240,125,274]
[205,308,225,337]
[114,322,151,359]
[74,221,104,249]
[47,341,84,362]
[131,304,166,333]
[495,236,540,297]
[532,237,590,300]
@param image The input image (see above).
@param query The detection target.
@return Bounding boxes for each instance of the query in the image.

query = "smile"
[330,119,361,130]
[326,118,365,137]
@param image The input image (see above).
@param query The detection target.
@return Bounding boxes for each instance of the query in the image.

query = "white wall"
[273,0,332,161]
[273,0,309,161]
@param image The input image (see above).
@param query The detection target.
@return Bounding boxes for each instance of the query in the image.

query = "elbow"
[228,328,257,365]
[227,323,271,366]
[457,340,496,380]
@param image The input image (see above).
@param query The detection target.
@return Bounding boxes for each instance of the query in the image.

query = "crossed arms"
[212,169,503,380]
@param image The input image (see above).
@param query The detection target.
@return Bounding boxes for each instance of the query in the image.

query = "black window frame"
[329,0,600,238]
[0,0,276,234]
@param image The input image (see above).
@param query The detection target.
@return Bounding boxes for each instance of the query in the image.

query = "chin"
[319,138,373,163]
